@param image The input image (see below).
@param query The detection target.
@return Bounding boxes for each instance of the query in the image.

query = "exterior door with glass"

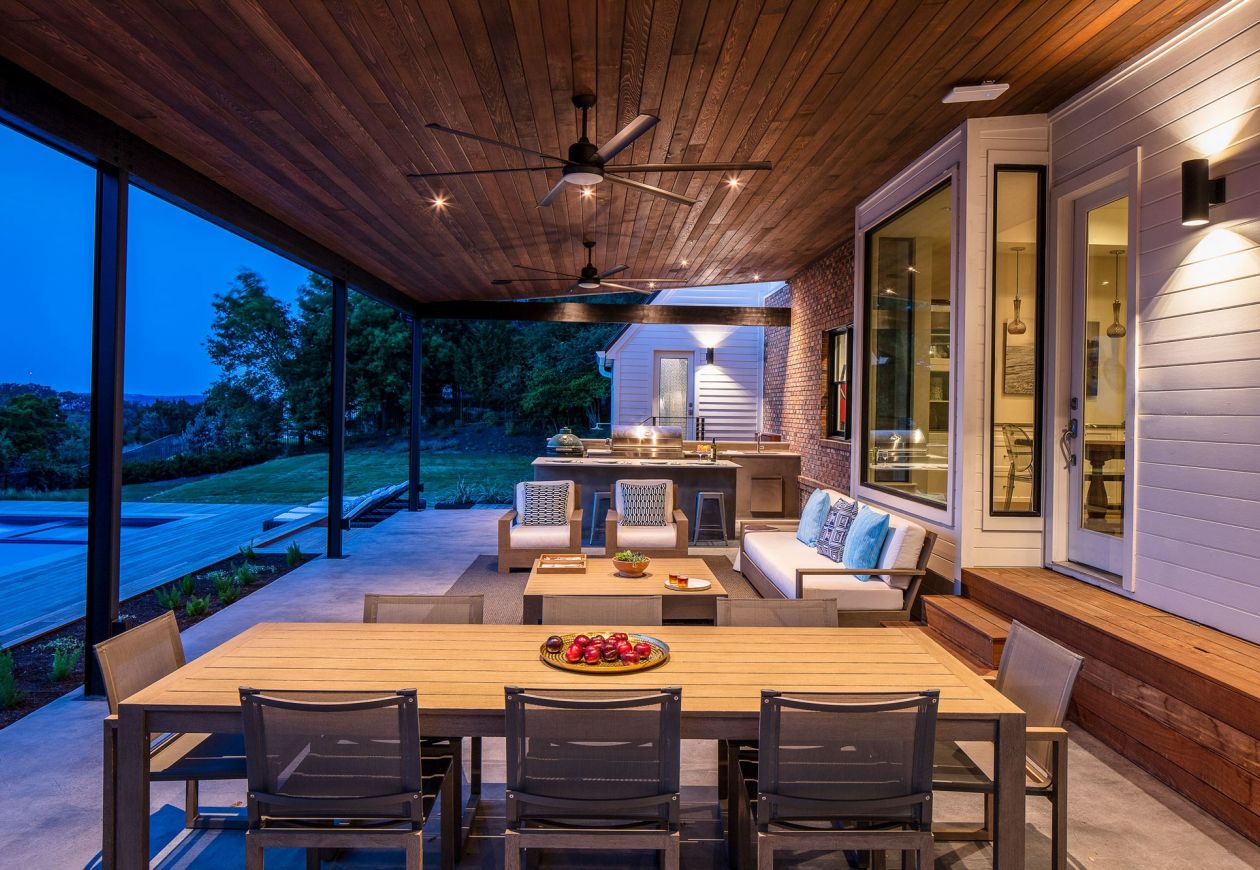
[1062,187,1130,575]
[654,352,693,433]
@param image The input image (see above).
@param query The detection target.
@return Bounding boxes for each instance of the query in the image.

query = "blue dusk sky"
[0,122,312,396]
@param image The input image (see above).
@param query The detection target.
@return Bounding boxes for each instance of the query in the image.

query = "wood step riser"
[922,598,1005,669]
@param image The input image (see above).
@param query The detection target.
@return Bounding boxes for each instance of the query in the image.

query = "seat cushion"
[516,480,573,526]
[741,531,903,610]
[841,506,891,581]
[616,480,671,526]
[815,496,859,562]
[795,488,832,547]
[508,524,571,548]
[874,510,928,589]
[615,524,679,549]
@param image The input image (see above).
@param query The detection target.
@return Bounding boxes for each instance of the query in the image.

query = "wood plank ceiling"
[0,0,1220,303]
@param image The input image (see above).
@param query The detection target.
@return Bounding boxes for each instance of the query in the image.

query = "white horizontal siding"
[1049,0,1260,642]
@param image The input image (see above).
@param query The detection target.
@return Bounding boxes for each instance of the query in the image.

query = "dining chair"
[363,593,485,625]
[1000,423,1035,511]
[504,686,682,869]
[934,620,1084,870]
[716,598,835,627]
[542,594,664,625]
[729,690,939,870]
[238,687,452,870]
[95,611,246,869]
[362,592,485,864]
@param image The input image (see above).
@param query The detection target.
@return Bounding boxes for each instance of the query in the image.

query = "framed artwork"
[1002,323,1035,396]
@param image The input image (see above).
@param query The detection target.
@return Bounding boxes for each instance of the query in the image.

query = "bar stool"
[692,491,728,546]
[588,490,612,546]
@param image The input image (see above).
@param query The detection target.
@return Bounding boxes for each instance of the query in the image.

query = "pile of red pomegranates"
[544,631,654,666]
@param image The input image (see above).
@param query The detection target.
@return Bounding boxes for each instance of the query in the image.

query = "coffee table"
[523,557,727,623]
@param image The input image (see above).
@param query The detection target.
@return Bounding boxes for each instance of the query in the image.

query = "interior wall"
[1048,0,1260,643]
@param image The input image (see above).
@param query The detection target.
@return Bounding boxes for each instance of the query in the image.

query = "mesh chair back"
[758,690,938,828]
[239,688,424,822]
[504,687,681,824]
[1001,423,1034,473]
[363,593,484,624]
[93,611,185,714]
[542,595,663,626]
[996,621,1083,777]
[717,598,835,627]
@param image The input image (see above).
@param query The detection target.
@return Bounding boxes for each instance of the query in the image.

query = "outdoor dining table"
[112,622,1026,868]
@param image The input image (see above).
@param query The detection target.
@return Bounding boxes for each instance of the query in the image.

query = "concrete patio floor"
[0,508,1256,868]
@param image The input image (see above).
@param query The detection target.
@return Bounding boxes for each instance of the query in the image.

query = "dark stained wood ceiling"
[0,0,1220,303]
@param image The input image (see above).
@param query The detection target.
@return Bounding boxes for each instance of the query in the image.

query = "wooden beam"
[417,302,792,327]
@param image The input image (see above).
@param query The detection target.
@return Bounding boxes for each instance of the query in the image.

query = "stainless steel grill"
[609,425,686,459]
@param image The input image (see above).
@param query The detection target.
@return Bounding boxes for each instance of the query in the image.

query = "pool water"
[0,514,175,571]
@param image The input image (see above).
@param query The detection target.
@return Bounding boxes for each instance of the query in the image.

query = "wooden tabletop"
[525,557,725,598]
[124,623,1019,720]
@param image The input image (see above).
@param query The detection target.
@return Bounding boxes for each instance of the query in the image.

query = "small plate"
[665,578,711,592]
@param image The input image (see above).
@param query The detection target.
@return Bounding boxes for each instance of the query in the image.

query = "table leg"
[1086,453,1109,520]
[116,704,150,869]
[992,711,1026,869]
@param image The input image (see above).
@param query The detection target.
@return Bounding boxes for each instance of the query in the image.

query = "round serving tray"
[664,578,711,592]
[539,632,670,674]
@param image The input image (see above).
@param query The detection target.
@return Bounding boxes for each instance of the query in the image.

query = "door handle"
[1059,418,1078,469]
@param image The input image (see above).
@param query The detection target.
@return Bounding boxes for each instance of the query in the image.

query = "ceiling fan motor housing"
[563,139,604,185]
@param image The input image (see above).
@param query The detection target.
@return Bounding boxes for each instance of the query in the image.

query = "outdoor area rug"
[446,554,757,624]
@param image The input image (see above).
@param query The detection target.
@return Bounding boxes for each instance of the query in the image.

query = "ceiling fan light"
[563,170,603,186]
[577,279,601,290]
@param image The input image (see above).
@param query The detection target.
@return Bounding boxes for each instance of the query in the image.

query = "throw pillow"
[842,506,891,580]
[619,481,669,526]
[520,481,571,526]
[815,497,859,562]
[796,488,833,547]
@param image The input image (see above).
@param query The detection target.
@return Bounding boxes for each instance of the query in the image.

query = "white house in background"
[596,282,783,440]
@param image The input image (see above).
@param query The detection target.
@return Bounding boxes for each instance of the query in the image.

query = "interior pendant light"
[1106,249,1127,338]
[1006,246,1027,335]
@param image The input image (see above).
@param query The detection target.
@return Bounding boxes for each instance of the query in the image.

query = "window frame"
[825,325,853,441]
[859,178,954,511]
[987,165,1047,518]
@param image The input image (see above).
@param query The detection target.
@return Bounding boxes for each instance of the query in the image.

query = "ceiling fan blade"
[596,114,659,161]
[408,166,554,179]
[606,278,687,283]
[537,177,568,208]
[425,123,568,164]
[598,264,629,279]
[603,173,698,206]
[610,160,773,173]
[599,282,654,294]
[512,264,579,278]
[492,277,578,285]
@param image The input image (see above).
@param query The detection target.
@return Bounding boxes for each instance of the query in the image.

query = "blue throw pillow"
[842,506,891,581]
[795,488,832,547]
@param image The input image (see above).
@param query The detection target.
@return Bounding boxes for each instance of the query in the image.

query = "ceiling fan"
[411,94,772,208]
[491,239,685,297]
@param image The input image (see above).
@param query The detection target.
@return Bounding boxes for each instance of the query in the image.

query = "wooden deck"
[961,566,1260,846]
[0,501,299,648]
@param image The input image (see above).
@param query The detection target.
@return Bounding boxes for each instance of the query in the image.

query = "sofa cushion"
[616,480,671,526]
[615,524,679,549]
[515,480,575,521]
[741,531,903,610]
[508,524,571,548]
[796,488,832,547]
[842,506,891,581]
[816,497,859,562]
[874,510,928,590]
[517,480,573,526]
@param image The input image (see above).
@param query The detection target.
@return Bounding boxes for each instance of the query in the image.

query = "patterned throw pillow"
[619,481,669,526]
[520,481,571,526]
[815,498,859,562]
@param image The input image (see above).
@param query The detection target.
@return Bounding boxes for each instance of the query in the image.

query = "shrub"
[177,574,196,597]
[0,650,22,709]
[213,573,242,605]
[153,583,182,610]
[285,541,303,567]
[47,638,83,682]
[238,540,257,562]
[119,445,276,486]
[234,562,260,587]
[185,595,211,618]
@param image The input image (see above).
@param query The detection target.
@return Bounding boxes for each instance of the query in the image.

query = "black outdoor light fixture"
[1181,158,1226,226]
[705,347,715,365]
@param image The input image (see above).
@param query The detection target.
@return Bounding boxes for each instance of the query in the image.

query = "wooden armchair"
[497,482,583,573]
[603,479,689,558]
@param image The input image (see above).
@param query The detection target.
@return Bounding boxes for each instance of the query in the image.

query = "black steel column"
[408,318,422,511]
[84,165,127,695]
[327,277,347,558]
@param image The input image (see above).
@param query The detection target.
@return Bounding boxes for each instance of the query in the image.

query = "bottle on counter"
[709,438,718,462]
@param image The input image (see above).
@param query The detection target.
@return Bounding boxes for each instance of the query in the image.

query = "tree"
[519,321,619,430]
[206,269,295,403]
[347,294,410,433]
[0,393,76,487]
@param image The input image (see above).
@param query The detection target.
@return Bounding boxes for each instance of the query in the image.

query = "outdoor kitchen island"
[532,455,741,540]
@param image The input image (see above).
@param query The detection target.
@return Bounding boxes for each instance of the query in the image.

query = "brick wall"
[763,239,856,502]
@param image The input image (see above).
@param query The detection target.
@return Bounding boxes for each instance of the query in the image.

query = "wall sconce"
[1181,158,1226,226]
[705,347,715,366]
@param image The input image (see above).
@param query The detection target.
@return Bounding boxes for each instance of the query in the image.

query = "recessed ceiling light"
[753,273,761,281]
[431,194,449,209]
[726,176,742,188]
[681,259,689,266]
[942,82,1009,103]
[648,282,656,289]
[580,186,594,199]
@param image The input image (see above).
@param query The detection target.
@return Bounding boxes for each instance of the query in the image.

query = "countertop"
[532,456,742,469]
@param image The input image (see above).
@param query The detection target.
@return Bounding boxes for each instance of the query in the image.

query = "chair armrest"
[1026,725,1069,743]
[672,508,689,547]
[605,509,621,553]
[498,509,517,552]
[498,508,518,528]
[568,508,584,548]
[795,566,925,599]
[982,674,998,685]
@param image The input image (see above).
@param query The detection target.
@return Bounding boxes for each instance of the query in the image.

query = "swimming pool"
[0,514,174,571]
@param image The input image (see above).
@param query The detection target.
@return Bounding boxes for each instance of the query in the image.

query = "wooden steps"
[922,595,1010,669]
[961,566,1260,847]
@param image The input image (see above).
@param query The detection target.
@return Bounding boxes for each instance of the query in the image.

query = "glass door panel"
[655,354,691,431]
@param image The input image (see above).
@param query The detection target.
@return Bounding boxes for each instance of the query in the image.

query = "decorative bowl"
[540,632,670,674]
[613,558,650,576]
